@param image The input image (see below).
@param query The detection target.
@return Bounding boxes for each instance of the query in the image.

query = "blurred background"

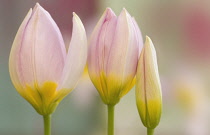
[0,0,210,135]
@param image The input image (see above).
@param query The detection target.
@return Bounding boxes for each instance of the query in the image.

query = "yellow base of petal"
[19,81,70,115]
[90,71,135,105]
[136,98,162,129]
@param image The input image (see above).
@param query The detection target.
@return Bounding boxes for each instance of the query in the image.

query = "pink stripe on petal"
[88,8,116,76]
[98,17,117,75]
[88,8,116,92]
[18,4,66,86]
[106,9,132,78]
[106,9,140,95]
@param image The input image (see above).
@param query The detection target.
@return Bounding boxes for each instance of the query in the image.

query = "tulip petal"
[17,4,66,86]
[106,9,140,97]
[132,17,144,56]
[88,8,117,102]
[119,18,144,97]
[9,9,32,93]
[58,13,87,91]
[136,36,162,128]
[88,8,116,76]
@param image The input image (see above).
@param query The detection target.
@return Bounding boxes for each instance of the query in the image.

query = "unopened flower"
[9,4,87,115]
[88,8,143,105]
[136,36,162,129]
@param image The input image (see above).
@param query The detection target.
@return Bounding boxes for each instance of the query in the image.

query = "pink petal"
[58,13,87,90]
[88,8,116,79]
[87,8,117,98]
[132,17,144,57]
[98,16,117,76]
[106,9,140,93]
[13,4,66,87]
[9,9,32,92]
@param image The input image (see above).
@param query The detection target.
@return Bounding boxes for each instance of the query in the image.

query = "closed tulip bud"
[9,3,87,115]
[88,8,143,105]
[136,36,162,131]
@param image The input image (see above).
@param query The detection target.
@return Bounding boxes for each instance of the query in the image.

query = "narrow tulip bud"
[88,8,143,105]
[9,3,87,115]
[136,36,162,130]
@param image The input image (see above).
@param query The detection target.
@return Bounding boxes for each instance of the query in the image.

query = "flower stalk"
[108,105,115,135]
[147,128,154,135]
[43,115,51,135]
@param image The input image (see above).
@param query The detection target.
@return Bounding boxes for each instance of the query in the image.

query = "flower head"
[136,36,162,129]
[88,8,143,105]
[9,3,87,115]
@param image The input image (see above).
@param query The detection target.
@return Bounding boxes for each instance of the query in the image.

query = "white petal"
[58,13,87,90]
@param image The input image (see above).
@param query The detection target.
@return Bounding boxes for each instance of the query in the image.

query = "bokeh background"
[1,0,210,135]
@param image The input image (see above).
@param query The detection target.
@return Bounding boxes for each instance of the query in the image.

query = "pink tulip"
[88,8,143,105]
[9,3,87,115]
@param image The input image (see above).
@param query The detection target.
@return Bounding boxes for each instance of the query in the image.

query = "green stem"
[107,105,115,135]
[147,128,154,135]
[43,115,51,135]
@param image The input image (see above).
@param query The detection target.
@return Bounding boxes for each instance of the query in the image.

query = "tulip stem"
[108,105,115,135]
[147,128,154,135]
[43,115,51,135]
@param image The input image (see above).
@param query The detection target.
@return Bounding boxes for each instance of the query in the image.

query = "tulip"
[136,36,162,135]
[9,3,87,135]
[87,8,143,135]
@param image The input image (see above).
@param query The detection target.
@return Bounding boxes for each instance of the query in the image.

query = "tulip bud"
[136,36,162,129]
[88,8,143,105]
[9,3,87,115]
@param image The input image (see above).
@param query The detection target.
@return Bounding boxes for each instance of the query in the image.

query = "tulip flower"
[9,3,87,135]
[136,36,162,135]
[87,8,143,135]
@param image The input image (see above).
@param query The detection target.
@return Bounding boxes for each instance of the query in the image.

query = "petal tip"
[119,8,131,20]
[145,36,157,55]
[122,7,127,12]
[34,3,41,10]
[145,35,150,41]
[36,3,40,7]
[28,8,33,14]
[105,7,113,13]
[145,36,152,45]
[72,12,82,26]
[104,7,116,18]
[71,12,86,41]
[72,12,79,20]
[34,3,46,13]
[122,8,128,15]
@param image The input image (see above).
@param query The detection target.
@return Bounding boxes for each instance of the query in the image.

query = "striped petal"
[13,4,66,87]
[106,9,140,97]
[88,8,116,77]
[87,8,117,103]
